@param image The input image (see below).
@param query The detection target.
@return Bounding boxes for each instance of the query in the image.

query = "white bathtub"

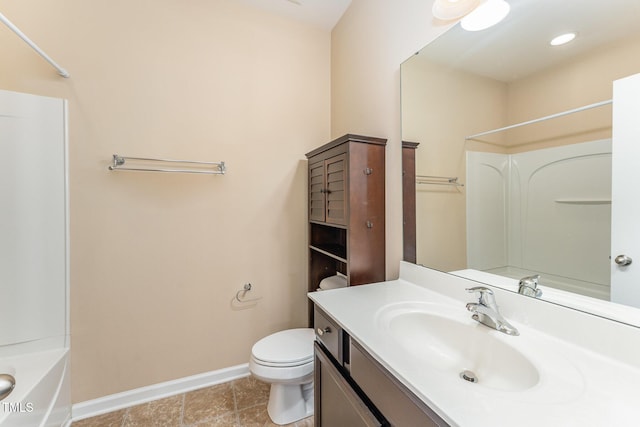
[0,348,70,427]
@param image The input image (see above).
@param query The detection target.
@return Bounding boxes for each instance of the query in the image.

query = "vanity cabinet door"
[350,341,449,427]
[314,342,385,427]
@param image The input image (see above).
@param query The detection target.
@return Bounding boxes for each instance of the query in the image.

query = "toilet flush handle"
[316,326,331,336]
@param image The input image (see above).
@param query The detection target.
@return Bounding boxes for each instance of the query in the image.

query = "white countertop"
[308,263,640,426]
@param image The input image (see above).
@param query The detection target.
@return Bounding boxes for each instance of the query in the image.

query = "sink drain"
[459,370,478,383]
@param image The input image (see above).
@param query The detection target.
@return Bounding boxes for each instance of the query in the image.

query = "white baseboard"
[71,363,250,422]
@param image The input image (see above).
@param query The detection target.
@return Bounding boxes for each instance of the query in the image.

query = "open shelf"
[310,223,347,261]
[310,244,347,263]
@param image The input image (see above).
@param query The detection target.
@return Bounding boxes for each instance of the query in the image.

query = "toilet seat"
[252,355,313,368]
[250,356,314,384]
[251,328,314,367]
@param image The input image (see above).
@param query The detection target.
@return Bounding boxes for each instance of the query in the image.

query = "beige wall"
[331,0,450,278]
[402,60,507,271]
[0,0,330,402]
[507,34,640,152]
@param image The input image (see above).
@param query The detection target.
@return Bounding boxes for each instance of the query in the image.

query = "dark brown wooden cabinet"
[306,134,387,325]
[313,305,450,427]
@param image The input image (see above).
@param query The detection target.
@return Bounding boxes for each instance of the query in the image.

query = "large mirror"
[402,0,640,323]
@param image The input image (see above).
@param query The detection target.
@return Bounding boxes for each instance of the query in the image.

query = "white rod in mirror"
[416,175,464,187]
[465,99,612,141]
[0,12,70,78]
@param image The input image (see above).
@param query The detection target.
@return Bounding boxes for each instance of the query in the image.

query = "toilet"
[249,328,315,425]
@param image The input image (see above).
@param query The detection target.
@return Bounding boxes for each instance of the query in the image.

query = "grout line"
[120,407,129,427]
[179,393,186,427]
[231,378,241,426]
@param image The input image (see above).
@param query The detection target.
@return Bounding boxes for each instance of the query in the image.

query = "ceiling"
[236,0,352,31]
[416,0,640,82]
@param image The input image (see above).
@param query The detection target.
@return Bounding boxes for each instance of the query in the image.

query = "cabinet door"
[350,341,448,427]
[315,343,384,427]
[309,160,326,222]
[325,154,347,225]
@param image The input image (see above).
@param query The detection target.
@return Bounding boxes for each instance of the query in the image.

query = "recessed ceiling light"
[460,0,510,32]
[550,32,577,46]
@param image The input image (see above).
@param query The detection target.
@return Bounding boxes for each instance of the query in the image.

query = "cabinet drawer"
[314,306,342,363]
[350,340,449,427]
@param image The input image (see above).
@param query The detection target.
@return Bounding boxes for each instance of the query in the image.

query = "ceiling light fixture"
[432,0,482,21]
[550,32,577,46]
[460,0,510,32]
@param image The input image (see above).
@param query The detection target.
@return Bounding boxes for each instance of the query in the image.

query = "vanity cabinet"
[313,306,449,427]
[306,134,386,325]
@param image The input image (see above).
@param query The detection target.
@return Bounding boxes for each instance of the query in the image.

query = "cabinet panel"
[309,160,326,222]
[350,340,448,427]
[315,343,384,427]
[325,154,347,225]
[348,143,385,285]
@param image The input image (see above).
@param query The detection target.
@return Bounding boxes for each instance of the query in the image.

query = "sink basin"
[376,302,540,392]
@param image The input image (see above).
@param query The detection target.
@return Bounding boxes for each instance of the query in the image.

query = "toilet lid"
[252,328,315,366]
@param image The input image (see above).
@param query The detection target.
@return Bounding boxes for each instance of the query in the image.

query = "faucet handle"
[466,286,494,295]
[518,274,542,298]
[466,286,496,307]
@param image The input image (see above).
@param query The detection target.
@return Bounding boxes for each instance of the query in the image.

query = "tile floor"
[71,376,314,427]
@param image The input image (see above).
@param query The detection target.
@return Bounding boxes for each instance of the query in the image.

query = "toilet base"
[267,381,314,425]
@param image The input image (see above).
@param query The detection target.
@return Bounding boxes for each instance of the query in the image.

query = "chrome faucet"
[518,274,542,298]
[466,286,519,336]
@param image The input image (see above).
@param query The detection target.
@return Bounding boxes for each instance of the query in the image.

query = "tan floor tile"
[294,416,314,427]
[71,377,300,427]
[240,404,305,427]
[72,409,127,427]
[190,411,239,426]
[123,394,183,427]
[233,376,270,410]
[183,383,236,425]
[237,403,269,427]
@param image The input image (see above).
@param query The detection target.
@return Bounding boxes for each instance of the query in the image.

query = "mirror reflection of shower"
[464,140,611,300]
